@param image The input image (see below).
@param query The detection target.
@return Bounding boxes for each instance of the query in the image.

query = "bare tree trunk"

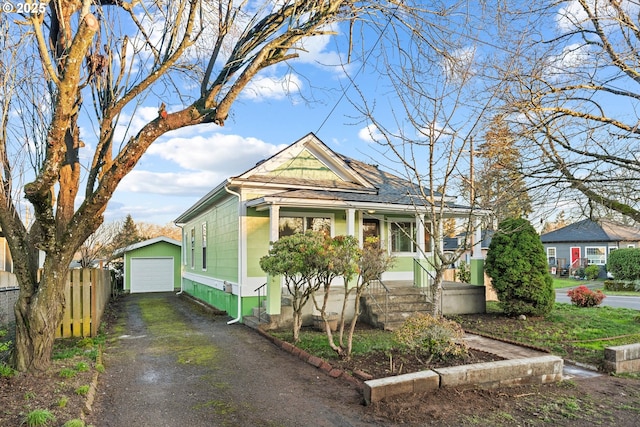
[431,269,445,317]
[13,262,69,371]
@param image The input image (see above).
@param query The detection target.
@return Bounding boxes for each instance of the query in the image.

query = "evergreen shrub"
[485,218,554,316]
[607,248,640,281]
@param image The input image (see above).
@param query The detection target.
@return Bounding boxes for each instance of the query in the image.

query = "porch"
[244,276,486,331]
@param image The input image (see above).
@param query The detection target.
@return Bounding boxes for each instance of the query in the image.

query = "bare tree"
[137,222,182,241]
[348,3,521,315]
[77,221,122,267]
[503,1,640,223]
[0,0,416,372]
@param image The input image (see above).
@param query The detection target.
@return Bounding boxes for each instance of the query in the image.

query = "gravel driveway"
[86,293,381,426]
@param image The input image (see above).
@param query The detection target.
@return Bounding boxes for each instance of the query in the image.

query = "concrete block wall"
[364,355,564,405]
[604,343,640,374]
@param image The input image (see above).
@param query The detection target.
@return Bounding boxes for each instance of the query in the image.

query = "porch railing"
[367,277,390,327]
[254,282,267,323]
[413,258,435,303]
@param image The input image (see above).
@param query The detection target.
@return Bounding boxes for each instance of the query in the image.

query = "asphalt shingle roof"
[540,219,640,243]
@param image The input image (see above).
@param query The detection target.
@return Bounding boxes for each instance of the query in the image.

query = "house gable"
[234,133,374,191]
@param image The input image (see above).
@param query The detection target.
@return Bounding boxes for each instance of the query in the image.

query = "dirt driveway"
[86,293,382,427]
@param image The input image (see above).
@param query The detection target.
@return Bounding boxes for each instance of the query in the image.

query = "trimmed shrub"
[485,218,554,316]
[584,264,600,280]
[603,280,639,292]
[567,285,605,307]
[607,248,640,281]
[393,313,468,362]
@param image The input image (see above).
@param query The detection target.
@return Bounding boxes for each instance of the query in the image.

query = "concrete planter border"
[364,355,564,405]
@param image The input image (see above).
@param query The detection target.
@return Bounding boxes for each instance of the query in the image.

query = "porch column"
[470,217,484,286]
[266,205,281,315]
[415,213,425,259]
[346,208,356,237]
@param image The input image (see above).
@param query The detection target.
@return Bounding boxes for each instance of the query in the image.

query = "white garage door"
[130,257,174,293]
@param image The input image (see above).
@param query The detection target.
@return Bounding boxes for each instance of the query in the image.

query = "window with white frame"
[190,227,195,268]
[182,233,188,265]
[202,222,207,270]
[547,247,556,266]
[390,221,432,253]
[585,246,606,265]
[278,214,331,238]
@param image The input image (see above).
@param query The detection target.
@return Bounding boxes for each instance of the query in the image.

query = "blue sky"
[95,0,602,227]
[102,19,386,225]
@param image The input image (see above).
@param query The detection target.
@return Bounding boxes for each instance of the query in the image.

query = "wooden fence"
[56,268,112,338]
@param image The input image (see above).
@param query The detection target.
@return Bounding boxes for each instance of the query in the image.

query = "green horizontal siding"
[182,278,258,318]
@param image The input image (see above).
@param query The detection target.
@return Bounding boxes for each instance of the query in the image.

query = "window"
[279,215,331,238]
[585,246,606,265]
[547,247,556,266]
[390,221,432,253]
[202,222,207,270]
[190,228,195,268]
[391,222,413,252]
[182,233,188,265]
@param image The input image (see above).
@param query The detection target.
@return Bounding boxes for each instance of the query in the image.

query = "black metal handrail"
[413,258,436,302]
[254,282,267,323]
[366,277,390,328]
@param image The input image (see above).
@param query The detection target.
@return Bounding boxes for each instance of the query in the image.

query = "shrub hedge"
[607,248,640,281]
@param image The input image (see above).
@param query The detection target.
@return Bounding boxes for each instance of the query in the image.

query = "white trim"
[114,236,181,256]
[249,198,490,218]
[236,133,375,189]
[585,246,607,265]
[183,271,232,292]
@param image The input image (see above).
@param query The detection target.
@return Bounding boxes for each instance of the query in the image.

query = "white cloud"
[119,170,223,196]
[357,124,383,143]
[545,43,591,77]
[440,46,476,83]
[147,132,286,173]
[241,73,304,101]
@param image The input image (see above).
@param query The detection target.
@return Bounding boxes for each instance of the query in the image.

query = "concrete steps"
[361,286,433,331]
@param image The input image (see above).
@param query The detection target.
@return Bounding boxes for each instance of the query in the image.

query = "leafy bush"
[62,420,86,427]
[485,218,555,316]
[0,362,15,377]
[456,261,471,283]
[607,248,640,281]
[567,285,605,307]
[584,265,600,280]
[75,385,90,396]
[23,409,56,427]
[603,280,639,291]
[393,313,468,362]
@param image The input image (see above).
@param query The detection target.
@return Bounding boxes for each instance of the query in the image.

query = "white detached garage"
[116,237,181,293]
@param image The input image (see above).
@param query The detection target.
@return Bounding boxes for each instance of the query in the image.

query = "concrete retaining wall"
[441,283,486,315]
[604,343,640,374]
[364,355,564,405]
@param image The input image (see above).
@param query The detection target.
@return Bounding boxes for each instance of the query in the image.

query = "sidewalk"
[464,333,602,379]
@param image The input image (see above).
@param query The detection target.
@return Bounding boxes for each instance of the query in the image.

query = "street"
[556,286,640,310]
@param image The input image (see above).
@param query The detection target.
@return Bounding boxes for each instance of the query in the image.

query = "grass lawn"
[272,302,640,370]
[456,301,640,367]
[552,277,583,289]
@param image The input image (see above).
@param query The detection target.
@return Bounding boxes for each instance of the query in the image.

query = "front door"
[571,247,581,266]
[362,218,380,246]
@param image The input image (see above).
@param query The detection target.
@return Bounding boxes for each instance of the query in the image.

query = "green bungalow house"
[174,133,486,325]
